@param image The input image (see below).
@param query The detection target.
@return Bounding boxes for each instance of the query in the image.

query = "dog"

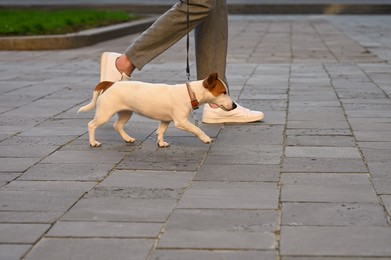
[78,72,236,148]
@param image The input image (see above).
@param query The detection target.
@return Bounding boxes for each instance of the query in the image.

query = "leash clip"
[186,81,199,126]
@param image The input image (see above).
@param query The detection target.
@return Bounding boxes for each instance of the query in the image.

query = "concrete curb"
[228,4,391,14]
[0,16,156,50]
[2,3,391,15]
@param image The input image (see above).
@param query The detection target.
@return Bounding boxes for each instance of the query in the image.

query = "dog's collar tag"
[186,81,199,110]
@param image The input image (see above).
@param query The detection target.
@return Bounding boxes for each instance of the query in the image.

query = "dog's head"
[202,73,236,111]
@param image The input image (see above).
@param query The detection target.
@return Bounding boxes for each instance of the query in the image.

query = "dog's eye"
[222,91,227,95]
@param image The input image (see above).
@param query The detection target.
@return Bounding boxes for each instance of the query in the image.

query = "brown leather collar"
[186,81,199,110]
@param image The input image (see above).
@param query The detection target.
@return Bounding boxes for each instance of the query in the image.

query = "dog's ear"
[203,72,219,89]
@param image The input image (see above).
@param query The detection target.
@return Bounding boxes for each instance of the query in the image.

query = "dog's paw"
[90,141,102,147]
[201,136,213,144]
[125,137,136,143]
[158,141,170,148]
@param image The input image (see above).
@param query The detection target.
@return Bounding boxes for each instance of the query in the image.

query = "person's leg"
[128,0,218,71]
[194,0,228,86]
[101,0,216,81]
[193,1,264,123]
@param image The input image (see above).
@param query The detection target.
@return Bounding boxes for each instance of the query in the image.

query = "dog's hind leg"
[157,121,170,148]
[88,117,107,147]
[114,111,135,143]
[88,107,115,147]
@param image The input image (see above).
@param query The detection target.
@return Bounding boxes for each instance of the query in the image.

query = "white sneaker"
[202,103,264,124]
[100,52,131,82]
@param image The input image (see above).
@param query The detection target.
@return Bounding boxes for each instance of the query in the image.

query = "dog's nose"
[232,102,237,109]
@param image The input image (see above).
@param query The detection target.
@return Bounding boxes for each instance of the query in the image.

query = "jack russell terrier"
[78,72,236,148]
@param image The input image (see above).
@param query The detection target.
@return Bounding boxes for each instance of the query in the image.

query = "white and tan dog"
[78,72,236,147]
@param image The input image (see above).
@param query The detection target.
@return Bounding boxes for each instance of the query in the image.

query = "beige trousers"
[124,0,228,85]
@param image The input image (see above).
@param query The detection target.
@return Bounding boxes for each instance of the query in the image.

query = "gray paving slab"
[283,157,368,172]
[24,238,154,260]
[0,245,32,260]
[61,197,177,222]
[157,209,277,250]
[282,202,389,226]
[1,14,391,260]
[281,226,391,257]
[0,223,50,243]
[47,221,162,238]
[177,181,279,209]
[151,250,277,260]
[195,164,280,182]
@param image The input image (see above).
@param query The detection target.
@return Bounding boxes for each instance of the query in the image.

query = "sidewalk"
[1,15,391,260]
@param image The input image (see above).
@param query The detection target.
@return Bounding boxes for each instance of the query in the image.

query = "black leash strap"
[185,0,199,126]
[186,0,190,81]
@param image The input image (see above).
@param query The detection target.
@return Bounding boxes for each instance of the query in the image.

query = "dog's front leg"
[157,121,171,148]
[174,119,212,144]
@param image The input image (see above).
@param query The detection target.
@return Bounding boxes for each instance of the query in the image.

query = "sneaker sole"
[202,114,264,124]
[100,52,121,82]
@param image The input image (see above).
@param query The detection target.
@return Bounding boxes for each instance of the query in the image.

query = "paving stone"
[285,135,356,147]
[61,197,177,222]
[47,221,162,238]
[0,244,31,260]
[177,181,279,209]
[0,190,85,211]
[100,170,193,189]
[282,257,391,260]
[354,130,391,142]
[0,145,58,158]
[381,195,391,216]
[287,120,350,129]
[213,124,284,145]
[283,158,368,173]
[3,181,96,191]
[0,158,41,172]
[158,209,277,250]
[0,172,21,182]
[286,128,352,136]
[19,163,113,181]
[281,173,378,203]
[203,154,281,165]
[360,147,391,163]
[0,211,62,224]
[41,150,125,164]
[117,155,202,171]
[367,161,391,179]
[151,250,276,260]
[1,135,76,147]
[281,226,391,257]
[195,164,280,182]
[24,238,154,260]
[285,146,361,158]
[372,178,391,194]
[0,223,50,243]
[282,202,388,226]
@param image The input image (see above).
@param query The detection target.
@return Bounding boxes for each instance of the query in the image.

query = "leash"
[185,0,199,127]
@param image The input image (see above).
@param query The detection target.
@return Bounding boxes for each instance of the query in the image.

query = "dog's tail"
[77,81,115,113]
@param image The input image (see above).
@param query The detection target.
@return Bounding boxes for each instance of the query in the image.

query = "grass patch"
[0,9,139,36]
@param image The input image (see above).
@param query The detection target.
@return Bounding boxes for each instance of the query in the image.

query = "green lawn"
[0,9,138,36]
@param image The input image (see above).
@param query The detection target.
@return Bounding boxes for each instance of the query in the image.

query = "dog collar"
[186,81,199,110]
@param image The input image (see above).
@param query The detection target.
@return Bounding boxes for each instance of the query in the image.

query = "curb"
[2,3,390,15]
[228,4,391,14]
[0,16,157,51]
